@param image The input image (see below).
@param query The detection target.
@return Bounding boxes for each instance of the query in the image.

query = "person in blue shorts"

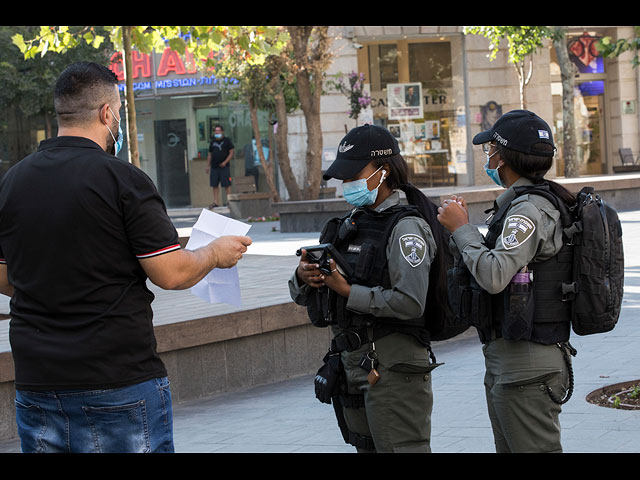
[206,125,234,208]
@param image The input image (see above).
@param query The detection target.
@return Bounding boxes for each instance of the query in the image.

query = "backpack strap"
[512,183,583,245]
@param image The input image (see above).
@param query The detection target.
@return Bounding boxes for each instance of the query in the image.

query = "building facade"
[307,26,640,199]
[109,47,272,209]
[5,26,636,209]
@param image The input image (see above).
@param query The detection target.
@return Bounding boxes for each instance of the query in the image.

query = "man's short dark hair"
[54,62,120,127]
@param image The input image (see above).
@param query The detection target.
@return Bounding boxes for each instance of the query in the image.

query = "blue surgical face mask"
[342,166,386,207]
[106,106,123,156]
[483,150,506,188]
[214,133,223,139]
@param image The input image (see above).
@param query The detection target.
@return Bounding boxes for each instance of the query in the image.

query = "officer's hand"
[447,195,468,213]
[437,199,469,232]
[321,259,351,298]
[211,235,252,269]
[296,249,325,288]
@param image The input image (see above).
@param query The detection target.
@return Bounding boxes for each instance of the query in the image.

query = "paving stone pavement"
[0,207,638,453]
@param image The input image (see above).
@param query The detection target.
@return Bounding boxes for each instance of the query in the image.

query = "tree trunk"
[271,77,302,201]
[122,27,140,168]
[553,30,579,178]
[287,26,331,201]
[514,56,535,110]
[516,61,526,109]
[248,97,281,203]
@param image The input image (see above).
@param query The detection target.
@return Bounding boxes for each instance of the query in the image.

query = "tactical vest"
[312,204,430,344]
[478,185,573,345]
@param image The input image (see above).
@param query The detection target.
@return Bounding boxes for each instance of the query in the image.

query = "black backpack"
[421,205,471,342]
[563,186,624,335]
[511,184,624,336]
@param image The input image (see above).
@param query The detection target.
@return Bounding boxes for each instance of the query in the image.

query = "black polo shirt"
[0,136,180,391]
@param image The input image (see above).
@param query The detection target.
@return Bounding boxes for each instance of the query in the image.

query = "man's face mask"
[105,105,123,156]
[342,166,386,207]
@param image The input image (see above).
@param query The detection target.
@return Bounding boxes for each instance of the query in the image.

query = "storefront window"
[363,36,469,187]
[368,44,399,91]
[111,48,274,209]
[550,33,607,176]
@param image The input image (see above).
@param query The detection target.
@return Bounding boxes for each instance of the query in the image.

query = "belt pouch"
[502,284,535,341]
[470,287,492,330]
[447,265,471,322]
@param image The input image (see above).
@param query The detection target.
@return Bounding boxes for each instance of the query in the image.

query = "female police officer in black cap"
[288,124,450,453]
[437,110,577,453]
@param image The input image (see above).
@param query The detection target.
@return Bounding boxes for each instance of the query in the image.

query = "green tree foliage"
[2,26,111,119]
[1,26,112,164]
[12,26,287,168]
[464,26,550,109]
[597,27,640,67]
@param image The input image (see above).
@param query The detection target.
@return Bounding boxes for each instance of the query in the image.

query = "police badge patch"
[399,234,426,267]
[501,215,536,250]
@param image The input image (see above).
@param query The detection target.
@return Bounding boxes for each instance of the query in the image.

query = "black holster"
[315,349,376,451]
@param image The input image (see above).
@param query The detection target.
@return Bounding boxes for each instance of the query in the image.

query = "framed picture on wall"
[387,83,423,120]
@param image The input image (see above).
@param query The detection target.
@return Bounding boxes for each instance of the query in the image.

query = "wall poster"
[387,83,423,120]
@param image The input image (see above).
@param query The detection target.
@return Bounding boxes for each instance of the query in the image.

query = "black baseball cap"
[323,124,400,180]
[472,109,556,157]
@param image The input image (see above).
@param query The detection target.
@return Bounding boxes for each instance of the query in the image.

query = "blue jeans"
[15,377,174,453]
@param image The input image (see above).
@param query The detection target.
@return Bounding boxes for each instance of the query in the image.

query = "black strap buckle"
[561,282,578,301]
[333,329,366,352]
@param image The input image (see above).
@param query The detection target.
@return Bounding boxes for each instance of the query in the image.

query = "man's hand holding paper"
[184,209,252,306]
[210,235,252,268]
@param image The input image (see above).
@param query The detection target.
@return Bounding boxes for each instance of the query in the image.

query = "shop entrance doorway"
[553,80,606,176]
[154,119,191,207]
[574,81,606,175]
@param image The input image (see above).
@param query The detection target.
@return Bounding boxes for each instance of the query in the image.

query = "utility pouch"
[314,350,344,405]
[447,263,471,322]
[447,262,491,330]
[306,288,331,328]
[353,242,376,282]
[470,282,492,330]
[502,287,535,341]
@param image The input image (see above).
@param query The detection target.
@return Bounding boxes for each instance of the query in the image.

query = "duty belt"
[331,327,370,352]
[331,326,396,352]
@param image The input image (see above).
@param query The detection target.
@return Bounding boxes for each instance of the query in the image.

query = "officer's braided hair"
[497,143,576,207]
[374,154,449,323]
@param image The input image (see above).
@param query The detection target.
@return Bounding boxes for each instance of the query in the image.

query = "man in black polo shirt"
[0,62,251,453]
[206,125,234,208]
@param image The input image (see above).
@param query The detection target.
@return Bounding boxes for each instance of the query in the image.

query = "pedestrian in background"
[290,124,449,453]
[437,110,576,453]
[0,61,251,453]
[206,124,234,209]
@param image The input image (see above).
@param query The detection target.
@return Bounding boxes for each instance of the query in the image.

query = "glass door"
[554,81,606,176]
[154,119,191,207]
[575,81,605,175]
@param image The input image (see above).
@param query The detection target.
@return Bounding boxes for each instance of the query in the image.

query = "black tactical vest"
[316,204,428,334]
[482,184,573,344]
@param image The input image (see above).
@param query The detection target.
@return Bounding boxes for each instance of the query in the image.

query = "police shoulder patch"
[399,234,427,267]
[501,214,536,250]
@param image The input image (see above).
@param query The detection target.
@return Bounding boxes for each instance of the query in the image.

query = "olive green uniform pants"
[340,332,436,453]
[483,338,570,453]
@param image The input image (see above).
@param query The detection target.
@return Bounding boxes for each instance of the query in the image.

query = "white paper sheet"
[185,209,251,306]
